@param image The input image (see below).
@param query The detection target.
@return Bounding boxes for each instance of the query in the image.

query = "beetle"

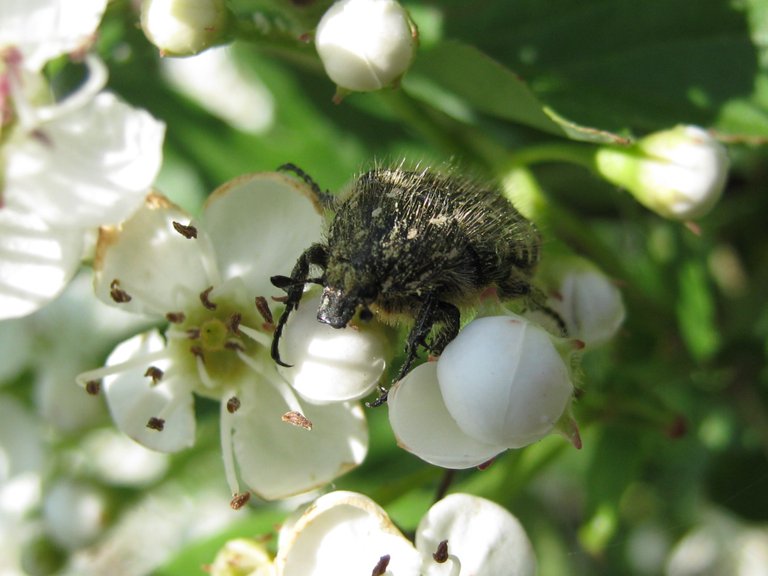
[270,163,544,405]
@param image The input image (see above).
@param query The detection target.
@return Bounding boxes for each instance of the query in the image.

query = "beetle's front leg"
[270,243,328,367]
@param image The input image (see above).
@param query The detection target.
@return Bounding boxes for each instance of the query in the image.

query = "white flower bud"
[436,315,575,448]
[315,0,417,93]
[531,255,625,348]
[140,0,229,57]
[43,481,106,550]
[595,125,729,220]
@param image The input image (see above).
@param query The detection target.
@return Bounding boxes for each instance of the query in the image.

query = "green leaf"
[676,260,720,362]
[403,42,628,144]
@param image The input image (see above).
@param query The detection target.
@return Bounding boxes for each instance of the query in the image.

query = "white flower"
[595,125,729,220]
[140,0,230,57]
[273,491,536,576]
[0,0,166,319]
[209,539,276,576]
[315,0,417,95]
[389,314,579,469]
[42,480,106,550]
[77,173,388,502]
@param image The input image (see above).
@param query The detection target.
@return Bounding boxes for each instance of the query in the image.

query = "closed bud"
[595,125,729,220]
[315,0,417,95]
[140,0,230,57]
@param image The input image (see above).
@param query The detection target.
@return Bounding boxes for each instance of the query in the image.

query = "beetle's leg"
[277,163,336,210]
[270,243,328,367]
[368,297,459,408]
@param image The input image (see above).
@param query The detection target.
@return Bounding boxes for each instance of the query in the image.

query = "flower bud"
[595,125,729,220]
[209,538,275,576]
[315,0,417,94]
[436,315,575,448]
[140,0,230,57]
[531,255,625,348]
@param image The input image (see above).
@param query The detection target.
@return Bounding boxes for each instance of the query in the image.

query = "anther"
[255,296,274,325]
[144,366,164,384]
[224,340,245,352]
[147,417,165,431]
[371,555,391,576]
[187,328,201,340]
[282,411,313,430]
[230,492,251,510]
[226,396,241,413]
[166,311,186,323]
[172,221,198,239]
[200,286,217,310]
[190,345,205,360]
[110,279,132,303]
[85,380,101,395]
[433,540,449,563]
[227,312,242,334]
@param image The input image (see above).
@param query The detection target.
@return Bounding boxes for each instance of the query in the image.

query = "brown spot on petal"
[230,492,251,510]
[282,411,313,430]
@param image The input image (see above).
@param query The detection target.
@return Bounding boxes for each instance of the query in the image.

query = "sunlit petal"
[4,92,165,228]
[101,331,196,453]
[203,173,324,296]
[0,206,82,319]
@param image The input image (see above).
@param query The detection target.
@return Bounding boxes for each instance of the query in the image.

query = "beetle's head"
[317,283,377,329]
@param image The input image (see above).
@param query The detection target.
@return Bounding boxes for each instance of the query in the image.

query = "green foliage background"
[28,0,768,574]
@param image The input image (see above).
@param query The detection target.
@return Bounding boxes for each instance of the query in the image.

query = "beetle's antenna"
[277,163,336,210]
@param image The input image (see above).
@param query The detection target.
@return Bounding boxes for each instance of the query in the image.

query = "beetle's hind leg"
[270,242,328,367]
[277,163,336,210]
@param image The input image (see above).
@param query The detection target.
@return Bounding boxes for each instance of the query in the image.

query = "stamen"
[144,366,164,383]
[76,349,171,389]
[226,396,241,413]
[166,311,186,323]
[255,296,274,325]
[371,555,390,576]
[200,286,217,310]
[220,396,241,497]
[230,492,251,510]
[85,380,100,395]
[195,354,216,389]
[227,312,242,334]
[281,411,313,430]
[432,540,461,576]
[172,221,198,239]
[110,279,132,303]
[147,417,165,431]
[225,339,245,352]
[237,324,272,348]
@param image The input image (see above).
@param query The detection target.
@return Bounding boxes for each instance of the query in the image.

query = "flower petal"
[94,194,212,315]
[5,92,165,228]
[277,294,388,403]
[416,494,536,576]
[0,205,83,319]
[275,491,421,576]
[388,362,506,469]
[0,0,108,71]
[202,173,324,296]
[231,379,368,501]
[100,330,196,453]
